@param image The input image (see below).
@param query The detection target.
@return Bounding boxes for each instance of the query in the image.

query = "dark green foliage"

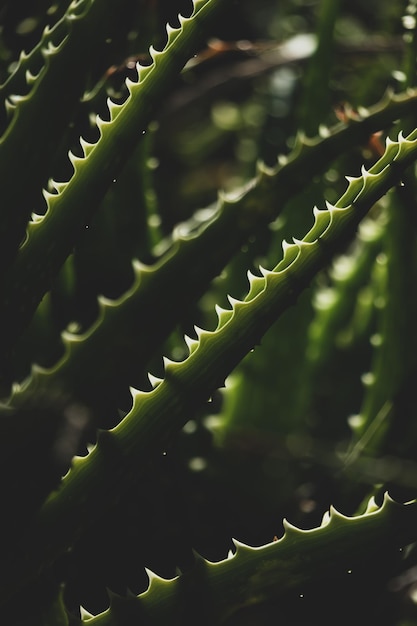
[1,1,417,625]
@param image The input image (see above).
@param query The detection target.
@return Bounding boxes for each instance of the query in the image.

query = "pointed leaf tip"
[80,606,94,620]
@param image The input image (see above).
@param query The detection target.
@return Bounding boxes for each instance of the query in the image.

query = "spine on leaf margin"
[83,495,417,625]
[2,129,417,607]
[0,0,126,272]
[0,0,226,365]
[0,0,87,100]
[9,89,417,412]
[346,18,417,460]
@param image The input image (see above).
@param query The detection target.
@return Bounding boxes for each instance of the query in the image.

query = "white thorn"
[163,355,176,369]
[282,518,299,532]
[166,22,180,38]
[215,303,228,317]
[259,265,272,277]
[80,606,94,619]
[145,567,173,585]
[97,294,115,308]
[365,496,378,513]
[227,294,240,307]
[232,538,252,549]
[80,136,94,155]
[194,325,204,339]
[282,239,295,253]
[68,149,82,166]
[325,200,338,211]
[321,510,331,526]
[184,334,198,351]
[345,174,360,183]
[149,44,161,61]
[148,373,163,388]
[129,386,142,399]
[177,13,187,27]
[125,75,137,91]
[42,188,55,203]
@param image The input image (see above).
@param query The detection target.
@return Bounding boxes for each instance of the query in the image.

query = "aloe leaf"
[349,191,417,453]
[0,0,129,271]
[2,127,417,606]
[81,495,417,625]
[298,0,342,134]
[9,89,417,412]
[0,2,73,101]
[307,215,384,370]
[0,0,226,382]
[299,216,385,432]
[346,18,417,463]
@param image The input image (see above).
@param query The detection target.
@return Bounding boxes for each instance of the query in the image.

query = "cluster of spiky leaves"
[2,0,417,624]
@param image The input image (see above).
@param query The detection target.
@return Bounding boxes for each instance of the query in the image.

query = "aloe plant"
[2,0,417,624]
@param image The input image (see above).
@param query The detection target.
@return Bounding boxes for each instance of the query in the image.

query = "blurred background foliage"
[1,0,417,624]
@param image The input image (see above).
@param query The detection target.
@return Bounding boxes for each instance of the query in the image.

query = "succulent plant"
[1,0,417,624]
